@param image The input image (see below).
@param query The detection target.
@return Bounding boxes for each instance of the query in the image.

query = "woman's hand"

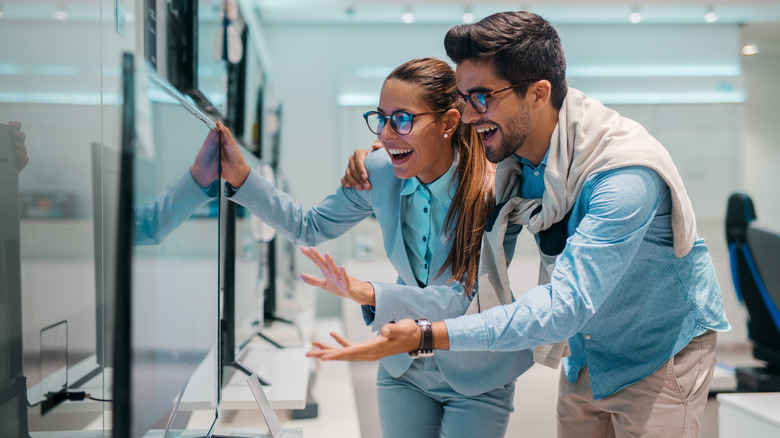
[7,121,29,173]
[189,127,220,188]
[217,121,251,188]
[299,246,376,306]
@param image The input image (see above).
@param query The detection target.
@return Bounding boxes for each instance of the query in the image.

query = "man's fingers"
[329,331,354,347]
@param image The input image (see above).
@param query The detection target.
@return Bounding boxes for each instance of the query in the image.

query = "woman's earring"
[443,133,449,138]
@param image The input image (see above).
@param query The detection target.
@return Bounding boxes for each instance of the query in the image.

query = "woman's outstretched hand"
[299,246,376,306]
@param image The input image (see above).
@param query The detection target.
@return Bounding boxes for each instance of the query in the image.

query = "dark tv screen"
[114,53,220,438]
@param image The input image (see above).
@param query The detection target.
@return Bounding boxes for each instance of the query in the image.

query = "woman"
[218,58,533,437]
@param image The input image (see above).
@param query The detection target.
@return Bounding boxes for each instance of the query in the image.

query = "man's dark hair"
[444,11,568,109]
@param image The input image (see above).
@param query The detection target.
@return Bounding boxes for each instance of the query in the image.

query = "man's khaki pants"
[557,330,717,438]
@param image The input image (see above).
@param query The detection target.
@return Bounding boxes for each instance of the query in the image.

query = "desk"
[717,392,780,437]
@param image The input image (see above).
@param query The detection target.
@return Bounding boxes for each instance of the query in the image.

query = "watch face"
[408,350,434,358]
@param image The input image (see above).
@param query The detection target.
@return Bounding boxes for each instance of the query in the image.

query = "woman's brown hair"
[386,58,495,295]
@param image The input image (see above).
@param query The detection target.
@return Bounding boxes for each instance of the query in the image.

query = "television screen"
[113,53,220,438]
[91,142,120,370]
[194,0,231,117]
[0,123,28,436]
[220,147,268,382]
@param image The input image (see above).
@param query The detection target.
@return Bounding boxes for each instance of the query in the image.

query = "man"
[307,11,729,438]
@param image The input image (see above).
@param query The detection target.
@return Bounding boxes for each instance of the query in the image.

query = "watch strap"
[409,319,434,358]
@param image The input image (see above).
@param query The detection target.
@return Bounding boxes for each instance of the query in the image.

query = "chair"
[725,192,780,391]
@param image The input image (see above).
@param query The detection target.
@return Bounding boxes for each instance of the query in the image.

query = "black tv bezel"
[112,51,136,438]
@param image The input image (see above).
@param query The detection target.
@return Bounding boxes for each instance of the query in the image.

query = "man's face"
[456,60,533,163]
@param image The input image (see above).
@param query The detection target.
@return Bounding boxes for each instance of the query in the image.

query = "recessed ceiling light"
[741,44,759,56]
[462,7,475,24]
[705,7,718,23]
[401,10,414,24]
[629,8,642,24]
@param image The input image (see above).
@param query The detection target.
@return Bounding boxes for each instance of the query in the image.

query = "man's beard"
[486,104,533,164]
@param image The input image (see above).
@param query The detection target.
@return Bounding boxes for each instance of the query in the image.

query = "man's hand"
[189,127,220,188]
[306,319,422,361]
[7,121,29,173]
[299,246,376,306]
[340,139,383,191]
[217,121,251,188]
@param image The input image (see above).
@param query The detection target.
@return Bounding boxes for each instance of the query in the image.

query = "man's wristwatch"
[408,319,435,358]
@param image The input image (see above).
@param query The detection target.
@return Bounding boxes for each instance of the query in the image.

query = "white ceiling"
[253,0,780,25]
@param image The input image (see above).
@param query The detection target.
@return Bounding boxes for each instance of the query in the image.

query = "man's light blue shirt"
[513,151,548,199]
[401,156,458,286]
[445,164,729,399]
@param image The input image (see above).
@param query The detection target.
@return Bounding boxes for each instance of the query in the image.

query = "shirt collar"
[512,148,549,170]
[400,152,459,208]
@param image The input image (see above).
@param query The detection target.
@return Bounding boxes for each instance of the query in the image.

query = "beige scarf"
[466,88,697,368]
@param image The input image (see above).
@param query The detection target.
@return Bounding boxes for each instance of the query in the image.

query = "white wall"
[742,23,780,226]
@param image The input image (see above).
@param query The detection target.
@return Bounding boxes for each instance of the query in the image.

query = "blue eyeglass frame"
[363,109,447,136]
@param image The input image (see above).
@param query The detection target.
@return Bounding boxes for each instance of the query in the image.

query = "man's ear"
[529,80,552,109]
[443,108,461,137]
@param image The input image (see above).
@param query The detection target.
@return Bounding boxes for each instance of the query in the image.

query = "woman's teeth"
[388,147,413,159]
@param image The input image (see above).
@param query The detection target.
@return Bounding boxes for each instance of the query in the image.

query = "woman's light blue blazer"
[229,149,533,396]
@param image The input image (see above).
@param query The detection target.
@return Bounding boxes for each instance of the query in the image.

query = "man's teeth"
[387,148,412,156]
[476,126,497,134]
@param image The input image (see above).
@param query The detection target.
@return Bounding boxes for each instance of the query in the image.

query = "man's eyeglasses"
[363,109,447,136]
[458,79,540,114]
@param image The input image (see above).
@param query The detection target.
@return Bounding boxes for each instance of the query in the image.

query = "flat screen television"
[91,142,120,370]
[166,0,233,120]
[0,122,28,437]
[113,52,220,438]
[220,145,269,384]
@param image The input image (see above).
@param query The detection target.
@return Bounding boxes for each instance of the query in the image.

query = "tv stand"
[224,360,270,386]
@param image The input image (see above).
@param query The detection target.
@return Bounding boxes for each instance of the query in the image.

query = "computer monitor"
[113,53,220,438]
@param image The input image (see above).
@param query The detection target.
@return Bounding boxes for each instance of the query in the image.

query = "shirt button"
[534,170,540,176]
[422,236,427,242]
[423,207,428,213]
[424,264,428,269]
[584,334,592,340]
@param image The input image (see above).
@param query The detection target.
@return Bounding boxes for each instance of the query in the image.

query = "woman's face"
[376,79,454,184]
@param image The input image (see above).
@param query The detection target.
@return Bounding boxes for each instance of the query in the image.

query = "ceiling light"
[401,6,414,24]
[462,7,475,24]
[629,7,642,24]
[54,4,68,21]
[741,44,759,56]
[704,7,718,23]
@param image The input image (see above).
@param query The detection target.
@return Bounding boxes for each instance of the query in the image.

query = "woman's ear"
[443,108,461,137]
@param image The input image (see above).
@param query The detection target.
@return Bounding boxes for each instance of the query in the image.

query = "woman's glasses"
[363,109,447,136]
[458,79,540,114]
